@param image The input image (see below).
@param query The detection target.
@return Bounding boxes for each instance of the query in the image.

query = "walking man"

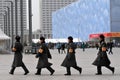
[10,36,29,75]
[61,36,82,76]
[92,34,115,75]
[35,37,55,75]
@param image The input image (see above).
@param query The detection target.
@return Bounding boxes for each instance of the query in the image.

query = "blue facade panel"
[52,0,110,41]
[111,0,120,32]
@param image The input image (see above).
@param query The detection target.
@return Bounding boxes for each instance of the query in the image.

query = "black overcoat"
[92,41,111,66]
[12,42,24,67]
[36,43,52,69]
[61,42,77,67]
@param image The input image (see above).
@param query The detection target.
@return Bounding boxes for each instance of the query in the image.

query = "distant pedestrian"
[92,34,115,75]
[10,36,29,75]
[61,36,82,76]
[108,41,113,54]
[56,42,61,54]
[81,42,85,52]
[35,37,55,75]
[61,43,66,54]
[95,43,99,50]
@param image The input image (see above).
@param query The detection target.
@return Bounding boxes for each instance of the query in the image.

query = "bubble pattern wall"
[52,0,110,41]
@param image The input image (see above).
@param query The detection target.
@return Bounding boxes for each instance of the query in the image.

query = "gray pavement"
[0,48,120,80]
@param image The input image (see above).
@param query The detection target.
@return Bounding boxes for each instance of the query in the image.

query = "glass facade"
[41,0,77,38]
[52,0,110,41]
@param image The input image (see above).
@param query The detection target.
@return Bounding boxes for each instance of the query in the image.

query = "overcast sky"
[27,0,40,31]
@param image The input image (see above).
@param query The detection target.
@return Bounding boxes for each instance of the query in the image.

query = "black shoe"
[9,72,14,75]
[64,73,71,76]
[50,70,55,75]
[35,73,41,75]
[95,73,102,75]
[79,68,82,74]
[112,67,115,74]
[24,71,29,75]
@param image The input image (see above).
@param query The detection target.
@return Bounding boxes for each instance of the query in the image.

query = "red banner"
[89,32,120,39]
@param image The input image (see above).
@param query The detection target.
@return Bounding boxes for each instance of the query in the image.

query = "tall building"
[0,0,27,36]
[52,0,120,41]
[40,0,78,38]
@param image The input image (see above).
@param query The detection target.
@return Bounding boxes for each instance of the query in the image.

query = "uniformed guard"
[92,34,115,75]
[35,37,55,75]
[9,36,29,75]
[61,36,82,76]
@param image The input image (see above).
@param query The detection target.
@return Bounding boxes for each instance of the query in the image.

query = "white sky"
[26,0,40,31]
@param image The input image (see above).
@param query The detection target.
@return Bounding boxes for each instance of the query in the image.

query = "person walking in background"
[108,40,113,54]
[81,42,85,52]
[61,36,82,76]
[56,42,61,54]
[61,43,66,54]
[10,36,29,75]
[92,34,115,75]
[35,37,55,75]
[95,43,99,50]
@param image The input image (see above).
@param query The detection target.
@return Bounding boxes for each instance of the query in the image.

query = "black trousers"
[10,63,29,73]
[97,66,114,74]
[108,48,113,54]
[66,66,82,74]
[58,48,60,53]
[36,66,54,74]
[61,49,66,54]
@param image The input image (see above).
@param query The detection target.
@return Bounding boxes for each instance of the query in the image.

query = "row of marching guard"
[10,35,114,76]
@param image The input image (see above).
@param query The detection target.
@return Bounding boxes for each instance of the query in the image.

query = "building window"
[32,35,35,39]
[36,34,39,39]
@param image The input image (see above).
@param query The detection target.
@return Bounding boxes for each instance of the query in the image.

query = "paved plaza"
[0,48,120,80]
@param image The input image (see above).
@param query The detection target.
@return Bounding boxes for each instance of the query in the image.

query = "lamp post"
[20,0,24,45]
[15,0,18,35]
[28,0,32,46]
[5,1,14,46]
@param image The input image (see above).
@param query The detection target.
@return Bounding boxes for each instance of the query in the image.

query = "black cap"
[99,34,105,39]
[15,35,20,41]
[40,36,45,41]
[68,36,73,41]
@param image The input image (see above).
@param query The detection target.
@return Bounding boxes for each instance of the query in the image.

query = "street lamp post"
[15,0,18,35]
[28,0,32,46]
[20,0,24,45]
